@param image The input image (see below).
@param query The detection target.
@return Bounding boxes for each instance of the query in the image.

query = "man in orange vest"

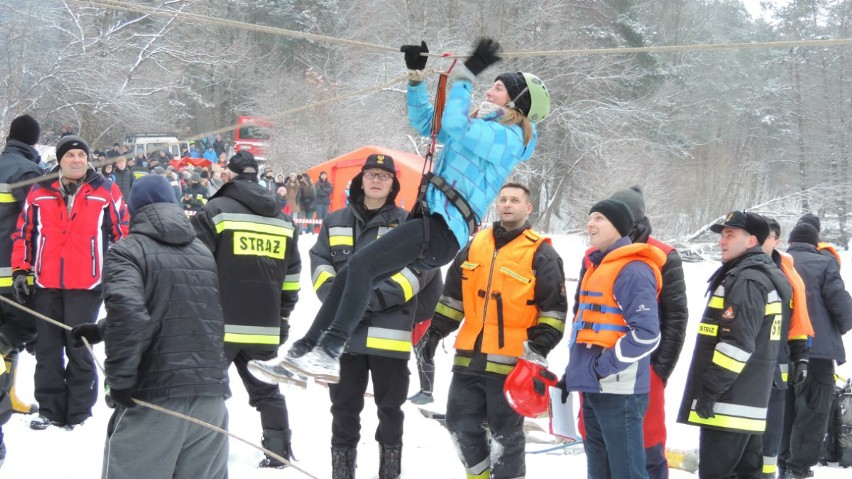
[563,197,664,479]
[760,218,813,478]
[417,183,567,479]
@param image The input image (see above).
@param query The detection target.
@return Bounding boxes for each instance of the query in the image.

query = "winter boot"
[247,360,309,388]
[258,428,294,468]
[331,446,356,479]
[287,337,316,359]
[281,342,340,384]
[408,390,434,405]
[378,443,402,479]
[4,353,38,415]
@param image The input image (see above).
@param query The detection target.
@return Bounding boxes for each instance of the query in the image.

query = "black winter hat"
[788,222,819,247]
[55,135,90,161]
[7,114,40,145]
[128,175,177,215]
[362,153,396,175]
[797,213,821,232]
[710,211,769,245]
[496,72,531,117]
[227,151,259,178]
[590,199,634,237]
[609,185,645,225]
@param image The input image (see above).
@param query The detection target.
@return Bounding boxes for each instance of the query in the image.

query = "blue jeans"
[583,392,649,479]
[315,204,330,221]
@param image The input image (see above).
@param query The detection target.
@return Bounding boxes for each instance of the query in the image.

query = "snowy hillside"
[3,233,851,478]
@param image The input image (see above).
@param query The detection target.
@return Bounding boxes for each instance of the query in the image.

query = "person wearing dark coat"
[314,171,334,221]
[299,175,317,234]
[112,156,133,201]
[181,174,208,213]
[778,222,852,478]
[71,175,230,479]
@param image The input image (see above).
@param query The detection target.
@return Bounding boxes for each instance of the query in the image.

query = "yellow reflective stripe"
[366,337,412,352]
[0,193,15,203]
[224,333,279,345]
[435,302,464,322]
[466,470,490,479]
[688,411,765,432]
[789,335,808,341]
[329,236,354,247]
[537,316,565,332]
[499,266,531,284]
[215,220,293,237]
[712,350,746,373]
[390,272,414,302]
[765,302,782,315]
[708,296,724,309]
[698,323,718,337]
[454,356,471,367]
[0,276,33,288]
[781,372,789,382]
[460,261,478,271]
[313,271,334,292]
[485,362,515,375]
[282,281,300,292]
[763,464,777,474]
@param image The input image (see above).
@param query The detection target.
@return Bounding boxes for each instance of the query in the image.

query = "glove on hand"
[415,328,441,361]
[71,323,103,347]
[554,376,569,404]
[791,360,808,387]
[12,271,30,304]
[694,396,716,419]
[279,317,290,346]
[108,387,137,409]
[463,38,502,76]
[400,41,429,71]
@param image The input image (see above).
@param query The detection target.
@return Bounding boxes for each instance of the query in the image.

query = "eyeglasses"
[364,172,392,181]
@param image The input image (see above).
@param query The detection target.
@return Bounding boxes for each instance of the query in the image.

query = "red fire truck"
[233,116,272,162]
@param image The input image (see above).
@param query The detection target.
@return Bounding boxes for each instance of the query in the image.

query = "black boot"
[331,446,356,479]
[258,429,293,468]
[378,443,401,479]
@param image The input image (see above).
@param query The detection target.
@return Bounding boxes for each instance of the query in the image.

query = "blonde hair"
[470,108,534,146]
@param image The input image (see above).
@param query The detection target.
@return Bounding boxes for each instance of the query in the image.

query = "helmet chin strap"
[507,86,529,111]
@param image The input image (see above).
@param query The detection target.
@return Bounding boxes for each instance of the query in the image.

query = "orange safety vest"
[573,243,664,348]
[818,242,841,267]
[778,251,815,340]
[455,228,547,357]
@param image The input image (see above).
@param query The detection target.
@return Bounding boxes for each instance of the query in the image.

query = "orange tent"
[307,145,427,213]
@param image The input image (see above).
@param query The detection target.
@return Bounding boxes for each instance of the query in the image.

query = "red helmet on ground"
[503,358,559,418]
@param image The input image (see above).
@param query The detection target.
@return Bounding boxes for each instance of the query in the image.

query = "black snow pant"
[33,288,100,426]
[304,214,459,352]
[698,428,762,479]
[779,358,836,476]
[225,346,289,431]
[760,387,786,476]
[328,352,410,448]
[445,372,525,479]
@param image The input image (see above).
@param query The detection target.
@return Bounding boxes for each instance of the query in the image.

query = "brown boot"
[4,353,38,415]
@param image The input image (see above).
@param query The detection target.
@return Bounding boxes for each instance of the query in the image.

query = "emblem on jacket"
[722,306,735,321]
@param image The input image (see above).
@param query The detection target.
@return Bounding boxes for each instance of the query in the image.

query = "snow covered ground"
[3,233,851,478]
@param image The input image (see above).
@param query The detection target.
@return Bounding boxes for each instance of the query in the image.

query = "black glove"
[555,376,569,404]
[400,41,429,70]
[12,270,30,304]
[694,396,716,419]
[791,360,808,387]
[463,38,502,77]
[279,317,290,346]
[415,329,441,362]
[109,387,137,409]
[71,323,104,347]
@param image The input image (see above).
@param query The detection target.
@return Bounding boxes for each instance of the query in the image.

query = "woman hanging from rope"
[249,37,551,384]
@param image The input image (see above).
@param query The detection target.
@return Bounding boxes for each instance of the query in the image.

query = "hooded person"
[70,174,230,478]
[190,151,302,469]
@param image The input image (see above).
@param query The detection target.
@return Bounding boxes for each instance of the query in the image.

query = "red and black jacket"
[12,166,129,290]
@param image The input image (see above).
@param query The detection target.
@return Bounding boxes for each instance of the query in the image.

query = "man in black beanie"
[795,213,841,266]
[0,114,44,452]
[191,151,302,468]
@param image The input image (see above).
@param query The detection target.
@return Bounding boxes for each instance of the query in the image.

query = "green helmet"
[521,72,550,123]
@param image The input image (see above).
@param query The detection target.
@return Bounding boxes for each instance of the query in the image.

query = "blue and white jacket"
[407,79,537,249]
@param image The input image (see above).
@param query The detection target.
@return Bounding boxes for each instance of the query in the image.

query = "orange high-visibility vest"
[818,242,841,267]
[778,251,815,340]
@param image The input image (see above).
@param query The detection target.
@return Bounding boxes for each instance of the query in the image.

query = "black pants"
[699,428,762,479]
[779,358,836,475]
[225,347,289,431]
[328,353,409,448]
[33,288,101,425]
[305,214,459,351]
[760,387,786,475]
[445,372,525,479]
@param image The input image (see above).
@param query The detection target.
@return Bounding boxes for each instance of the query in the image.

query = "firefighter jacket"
[787,243,852,364]
[0,140,41,294]
[12,166,129,290]
[565,237,663,394]
[677,248,791,434]
[771,250,813,389]
[310,178,432,360]
[100,202,229,401]
[430,222,567,376]
[574,217,688,384]
[192,177,300,351]
[182,182,208,213]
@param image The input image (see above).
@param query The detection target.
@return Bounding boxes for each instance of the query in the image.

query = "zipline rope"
[0,294,321,479]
